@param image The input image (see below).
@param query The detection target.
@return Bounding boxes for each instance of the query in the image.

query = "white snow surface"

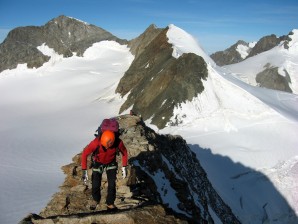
[161,26,298,223]
[167,24,215,66]
[236,44,250,59]
[0,41,134,224]
[0,25,298,224]
[236,41,257,59]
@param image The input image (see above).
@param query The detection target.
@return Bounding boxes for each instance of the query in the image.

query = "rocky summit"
[19,115,240,224]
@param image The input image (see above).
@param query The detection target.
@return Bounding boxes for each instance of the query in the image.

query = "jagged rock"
[0,15,127,73]
[20,115,240,224]
[116,27,208,129]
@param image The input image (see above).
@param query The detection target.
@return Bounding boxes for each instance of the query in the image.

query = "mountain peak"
[167,24,215,66]
[127,24,163,57]
[0,16,127,72]
[52,15,90,25]
[117,27,209,128]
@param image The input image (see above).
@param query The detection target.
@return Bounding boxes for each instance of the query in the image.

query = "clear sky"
[0,0,297,54]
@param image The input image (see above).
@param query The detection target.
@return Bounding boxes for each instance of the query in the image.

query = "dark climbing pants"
[92,168,117,205]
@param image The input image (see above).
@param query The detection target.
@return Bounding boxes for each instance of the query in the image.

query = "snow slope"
[0,25,297,224]
[224,29,298,94]
[0,41,133,224]
[160,25,298,224]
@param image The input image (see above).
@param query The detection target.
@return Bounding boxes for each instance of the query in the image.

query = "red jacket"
[81,137,128,170]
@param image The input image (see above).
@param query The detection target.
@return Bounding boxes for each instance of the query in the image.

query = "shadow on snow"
[189,144,298,224]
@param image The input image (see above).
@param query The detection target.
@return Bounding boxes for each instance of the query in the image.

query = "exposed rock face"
[256,65,292,93]
[128,24,163,59]
[116,27,208,129]
[20,115,240,224]
[0,15,127,73]
[210,40,248,66]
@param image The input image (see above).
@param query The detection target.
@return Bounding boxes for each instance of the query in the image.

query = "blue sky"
[0,0,297,54]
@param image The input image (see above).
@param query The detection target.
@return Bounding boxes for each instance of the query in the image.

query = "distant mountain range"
[0,15,297,128]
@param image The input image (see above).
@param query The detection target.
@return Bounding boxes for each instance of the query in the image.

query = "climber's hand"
[82,169,88,184]
[121,166,127,179]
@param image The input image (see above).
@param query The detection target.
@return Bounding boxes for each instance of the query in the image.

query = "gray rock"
[128,24,163,59]
[256,65,292,93]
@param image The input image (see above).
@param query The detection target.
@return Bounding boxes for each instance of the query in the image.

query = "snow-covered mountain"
[0,18,297,224]
[224,29,298,94]
[210,30,297,94]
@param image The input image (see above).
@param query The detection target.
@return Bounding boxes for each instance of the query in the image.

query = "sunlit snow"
[236,44,250,59]
[0,25,297,224]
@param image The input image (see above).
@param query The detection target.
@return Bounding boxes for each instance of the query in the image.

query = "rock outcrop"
[256,64,292,93]
[20,115,240,224]
[0,15,127,73]
[116,27,208,129]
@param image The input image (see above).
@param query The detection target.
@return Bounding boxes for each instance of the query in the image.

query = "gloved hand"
[82,169,88,184]
[121,166,127,179]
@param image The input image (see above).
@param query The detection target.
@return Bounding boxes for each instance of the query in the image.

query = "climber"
[81,126,128,211]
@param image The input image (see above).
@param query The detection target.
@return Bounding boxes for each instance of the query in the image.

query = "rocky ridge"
[128,24,163,59]
[20,115,240,224]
